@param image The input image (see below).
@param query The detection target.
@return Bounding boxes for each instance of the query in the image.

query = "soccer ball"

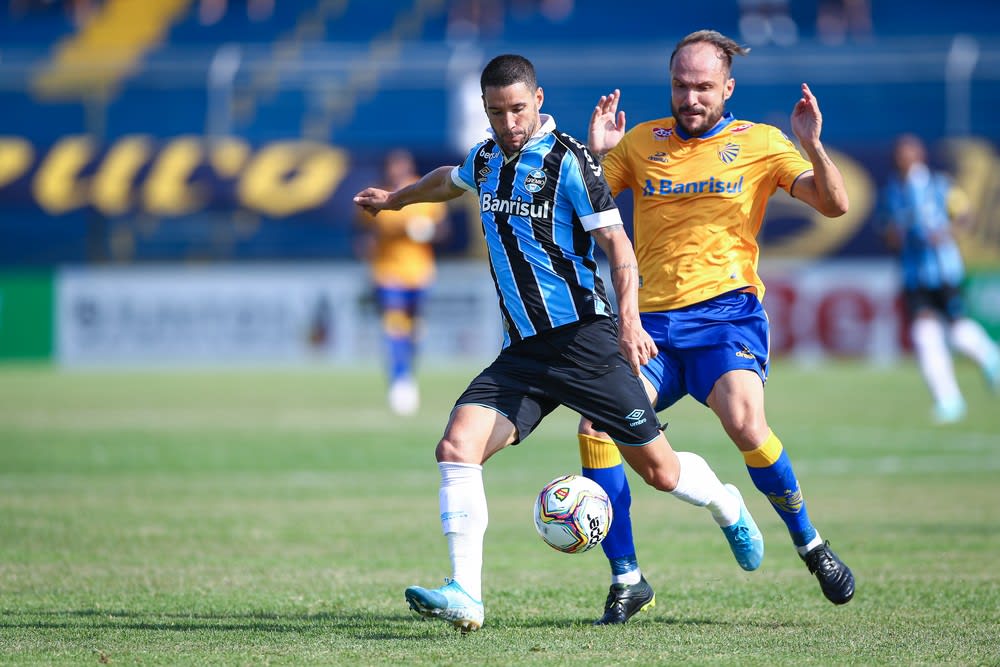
[533,474,613,554]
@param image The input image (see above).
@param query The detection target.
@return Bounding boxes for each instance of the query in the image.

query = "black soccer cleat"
[593,575,656,625]
[802,540,855,605]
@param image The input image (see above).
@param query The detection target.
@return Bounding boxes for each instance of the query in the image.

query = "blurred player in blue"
[355,149,448,416]
[354,53,762,633]
[880,133,1000,423]
[579,30,855,622]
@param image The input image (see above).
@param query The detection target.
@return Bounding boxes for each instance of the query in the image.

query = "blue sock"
[579,434,639,578]
[387,335,414,381]
[743,431,817,548]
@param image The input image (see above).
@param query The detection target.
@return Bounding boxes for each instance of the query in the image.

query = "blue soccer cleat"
[932,397,966,425]
[404,579,484,633]
[720,483,764,571]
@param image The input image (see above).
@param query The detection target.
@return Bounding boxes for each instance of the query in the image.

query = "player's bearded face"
[670,44,733,137]
[483,83,544,156]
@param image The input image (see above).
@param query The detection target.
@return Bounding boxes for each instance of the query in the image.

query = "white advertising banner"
[759,259,902,362]
[56,263,502,366]
[55,260,908,367]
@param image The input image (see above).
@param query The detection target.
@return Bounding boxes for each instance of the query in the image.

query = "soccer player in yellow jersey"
[579,30,855,623]
[356,149,448,416]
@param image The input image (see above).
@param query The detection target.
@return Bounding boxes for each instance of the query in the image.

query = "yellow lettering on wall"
[944,138,1000,265]
[237,141,347,217]
[31,135,96,215]
[92,135,153,216]
[209,137,250,177]
[0,137,35,188]
[763,147,875,258]
[143,136,206,215]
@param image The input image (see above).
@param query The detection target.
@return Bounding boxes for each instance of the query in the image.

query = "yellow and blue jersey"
[359,190,446,289]
[603,113,813,311]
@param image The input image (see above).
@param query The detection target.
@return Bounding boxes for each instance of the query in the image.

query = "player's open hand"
[618,317,657,376]
[353,187,395,216]
[791,83,823,148]
[589,89,626,157]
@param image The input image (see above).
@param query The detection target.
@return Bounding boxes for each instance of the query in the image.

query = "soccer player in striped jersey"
[880,133,1000,423]
[354,53,762,633]
[580,30,855,619]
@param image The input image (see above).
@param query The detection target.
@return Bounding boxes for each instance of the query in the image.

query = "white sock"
[950,318,1000,368]
[669,451,741,527]
[912,317,962,405]
[796,534,825,557]
[438,461,487,601]
[612,569,642,586]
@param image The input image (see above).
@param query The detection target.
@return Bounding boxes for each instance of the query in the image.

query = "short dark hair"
[670,30,750,76]
[480,54,538,92]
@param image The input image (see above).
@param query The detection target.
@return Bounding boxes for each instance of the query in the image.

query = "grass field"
[1,360,998,666]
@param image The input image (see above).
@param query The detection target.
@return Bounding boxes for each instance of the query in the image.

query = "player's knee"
[435,435,468,462]
[634,465,679,492]
[724,414,770,450]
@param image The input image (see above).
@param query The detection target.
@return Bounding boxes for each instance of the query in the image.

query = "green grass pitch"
[1,360,998,665]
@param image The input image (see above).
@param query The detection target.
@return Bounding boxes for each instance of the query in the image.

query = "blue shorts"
[375,285,426,317]
[639,290,770,411]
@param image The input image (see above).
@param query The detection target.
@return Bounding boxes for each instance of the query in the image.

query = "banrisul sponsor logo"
[641,175,744,196]
[481,192,551,219]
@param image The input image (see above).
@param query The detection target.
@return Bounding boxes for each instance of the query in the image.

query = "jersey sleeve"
[766,126,814,194]
[601,132,632,197]
[560,136,623,231]
[451,142,485,192]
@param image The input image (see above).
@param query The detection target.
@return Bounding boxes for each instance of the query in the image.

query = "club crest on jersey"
[718,142,740,164]
[652,127,673,140]
[646,152,669,163]
[524,168,547,193]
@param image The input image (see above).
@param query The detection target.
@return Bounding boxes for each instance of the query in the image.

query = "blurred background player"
[580,30,855,620]
[355,149,448,416]
[880,133,1000,424]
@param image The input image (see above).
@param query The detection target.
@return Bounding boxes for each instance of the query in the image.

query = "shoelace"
[806,546,837,575]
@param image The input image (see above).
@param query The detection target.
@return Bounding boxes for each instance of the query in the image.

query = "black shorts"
[903,285,964,322]
[454,316,662,446]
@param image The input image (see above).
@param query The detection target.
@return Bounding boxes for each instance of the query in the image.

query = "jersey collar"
[489,114,556,161]
[674,112,734,141]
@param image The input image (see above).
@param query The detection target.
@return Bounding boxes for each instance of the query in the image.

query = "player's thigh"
[705,368,768,446]
[548,318,663,446]
[451,356,558,454]
[577,372,658,436]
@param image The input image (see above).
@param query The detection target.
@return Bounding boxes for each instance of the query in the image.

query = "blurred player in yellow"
[356,149,447,415]
[579,30,855,623]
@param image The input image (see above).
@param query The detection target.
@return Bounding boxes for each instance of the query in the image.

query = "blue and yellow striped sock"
[579,433,640,583]
[743,431,818,550]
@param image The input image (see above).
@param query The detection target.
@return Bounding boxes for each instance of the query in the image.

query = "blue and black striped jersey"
[451,115,624,346]
[881,164,966,289]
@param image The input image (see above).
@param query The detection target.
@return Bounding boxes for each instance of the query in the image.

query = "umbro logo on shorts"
[625,409,647,427]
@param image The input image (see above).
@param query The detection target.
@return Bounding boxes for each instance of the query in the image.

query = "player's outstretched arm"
[588,89,626,157]
[790,83,849,217]
[591,224,657,376]
[353,165,463,215]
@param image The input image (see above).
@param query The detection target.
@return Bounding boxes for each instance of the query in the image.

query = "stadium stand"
[1,0,998,264]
